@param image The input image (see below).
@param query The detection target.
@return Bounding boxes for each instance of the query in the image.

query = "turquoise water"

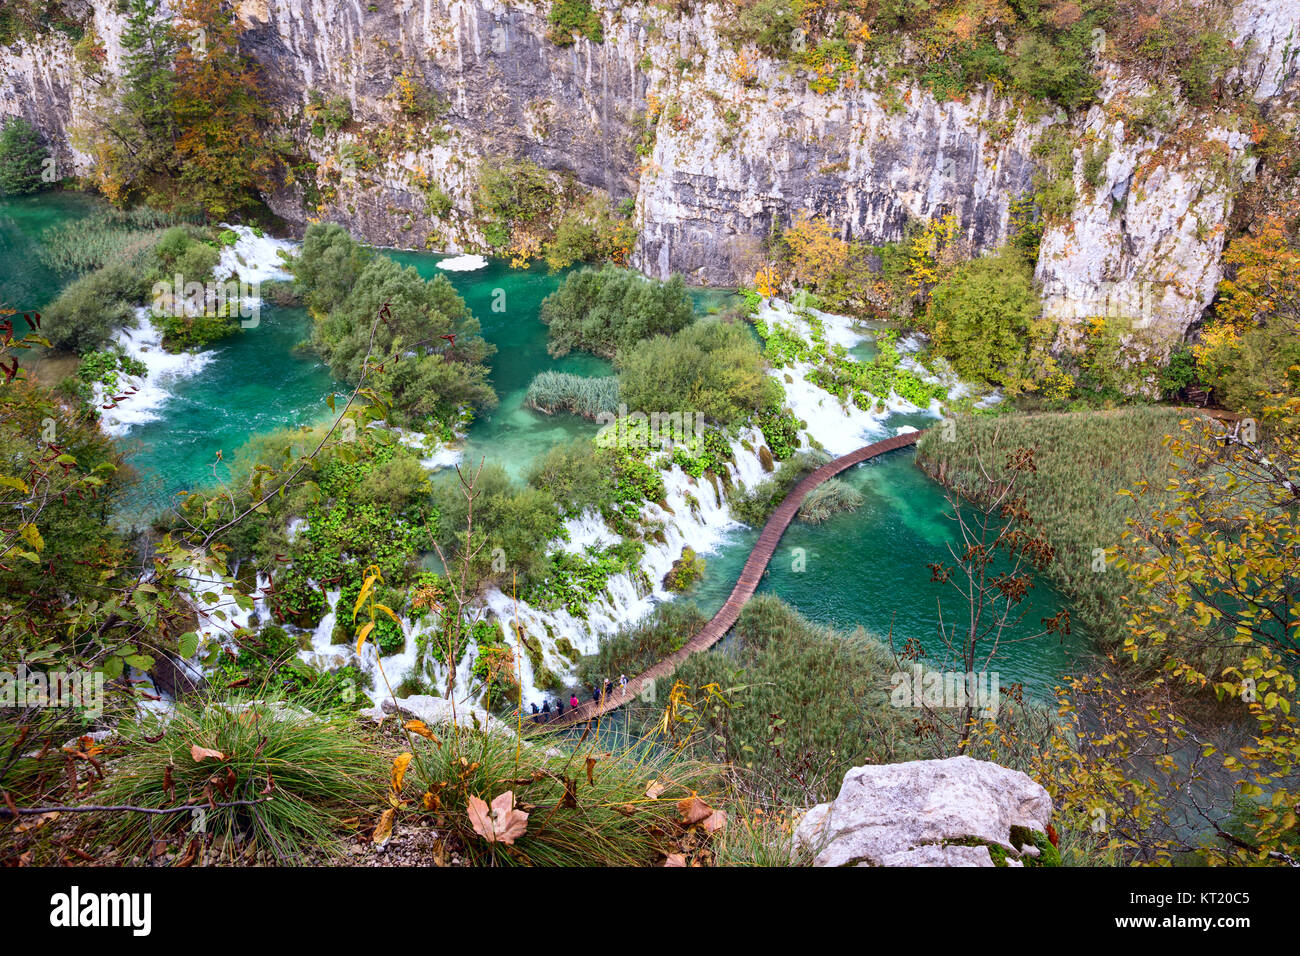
[0,190,102,314]
[690,449,1087,697]
[0,194,1087,695]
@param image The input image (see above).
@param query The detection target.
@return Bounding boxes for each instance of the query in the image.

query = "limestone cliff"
[2,0,1297,345]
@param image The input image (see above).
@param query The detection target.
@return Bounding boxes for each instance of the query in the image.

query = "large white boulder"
[794,755,1053,867]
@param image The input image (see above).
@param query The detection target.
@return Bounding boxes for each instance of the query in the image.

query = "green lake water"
[1,193,1088,696]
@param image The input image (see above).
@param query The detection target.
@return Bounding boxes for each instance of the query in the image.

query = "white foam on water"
[95,311,217,438]
[213,225,295,285]
[97,227,293,438]
[435,253,489,272]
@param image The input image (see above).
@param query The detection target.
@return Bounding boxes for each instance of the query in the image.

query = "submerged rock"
[794,755,1053,867]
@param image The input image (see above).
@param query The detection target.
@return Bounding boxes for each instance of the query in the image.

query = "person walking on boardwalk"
[619,673,627,691]
[541,700,551,723]
[591,686,600,704]
[556,698,565,718]
[603,677,612,699]
[570,693,579,710]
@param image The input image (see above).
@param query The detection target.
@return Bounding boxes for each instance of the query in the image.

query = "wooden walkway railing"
[537,429,922,728]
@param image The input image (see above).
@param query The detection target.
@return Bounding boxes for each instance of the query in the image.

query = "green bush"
[547,0,603,45]
[663,546,705,592]
[617,319,779,426]
[475,157,558,247]
[0,116,49,195]
[540,264,693,359]
[41,263,142,353]
[925,250,1044,388]
[290,222,374,315]
[728,0,801,56]
[305,235,497,430]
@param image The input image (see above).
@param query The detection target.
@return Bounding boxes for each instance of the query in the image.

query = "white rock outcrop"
[794,755,1054,867]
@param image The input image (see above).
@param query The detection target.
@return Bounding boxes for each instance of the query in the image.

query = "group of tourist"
[525,675,628,723]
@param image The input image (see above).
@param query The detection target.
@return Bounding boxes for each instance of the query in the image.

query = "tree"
[1031,407,1300,865]
[540,264,693,359]
[0,117,49,195]
[305,244,497,430]
[88,0,179,202]
[172,0,274,219]
[1196,218,1300,421]
[906,446,1067,749]
[925,249,1046,388]
[616,319,778,425]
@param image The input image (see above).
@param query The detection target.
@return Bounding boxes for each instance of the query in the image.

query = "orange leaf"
[405,720,441,746]
[467,790,529,846]
[373,808,395,845]
[390,752,412,796]
[677,795,713,826]
[190,745,225,763]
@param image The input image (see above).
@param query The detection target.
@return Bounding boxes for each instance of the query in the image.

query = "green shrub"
[475,157,559,248]
[925,250,1045,388]
[728,0,801,56]
[617,319,779,426]
[305,238,497,430]
[41,264,142,353]
[663,546,705,592]
[547,0,603,45]
[0,116,49,195]
[540,264,693,359]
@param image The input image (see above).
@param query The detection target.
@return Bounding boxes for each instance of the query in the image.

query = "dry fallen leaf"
[703,809,727,834]
[14,811,59,833]
[390,752,412,796]
[467,790,529,846]
[663,853,687,867]
[677,795,713,826]
[646,779,667,799]
[405,720,441,746]
[373,808,395,846]
[585,756,597,786]
[190,744,225,763]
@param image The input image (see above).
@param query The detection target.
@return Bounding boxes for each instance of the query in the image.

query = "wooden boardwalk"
[540,429,922,728]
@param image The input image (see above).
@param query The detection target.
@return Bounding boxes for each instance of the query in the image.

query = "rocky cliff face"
[3,0,1298,345]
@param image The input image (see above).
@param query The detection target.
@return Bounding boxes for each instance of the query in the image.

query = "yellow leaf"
[355,620,375,654]
[405,720,441,745]
[352,574,378,621]
[373,808,395,845]
[391,752,412,795]
[373,602,402,625]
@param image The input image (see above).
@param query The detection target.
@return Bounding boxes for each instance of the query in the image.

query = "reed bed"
[523,370,619,420]
[915,406,1188,645]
